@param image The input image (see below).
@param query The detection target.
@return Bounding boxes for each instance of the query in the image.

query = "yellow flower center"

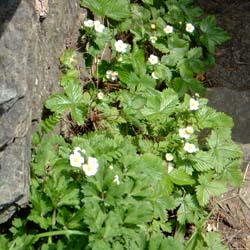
[73,157,79,163]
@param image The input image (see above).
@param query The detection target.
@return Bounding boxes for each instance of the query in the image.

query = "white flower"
[114,40,128,53]
[190,98,199,111]
[164,25,173,34]
[186,23,195,33]
[109,165,113,170]
[148,54,159,65]
[84,19,94,28]
[117,56,123,62]
[106,70,112,79]
[179,128,190,139]
[151,24,156,29]
[186,126,194,134]
[106,70,118,81]
[113,175,120,185]
[184,142,197,153]
[94,20,105,33]
[111,71,118,81]
[165,153,174,161]
[167,162,174,173]
[149,36,157,44]
[195,93,200,97]
[82,156,99,176]
[97,92,104,100]
[73,146,86,154]
[151,71,159,79]
[70,151,85,168]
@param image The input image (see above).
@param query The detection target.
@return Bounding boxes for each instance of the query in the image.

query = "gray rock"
[206,87,250,144]
[0,0,84,223]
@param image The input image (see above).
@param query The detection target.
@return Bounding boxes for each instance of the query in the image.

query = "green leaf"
[60,50,76,69]
[155,64,172,82]
[152,39,169,53]
[193,151,215,172]
[80,0,130,21]
[139,154,165,180]
[141,89,178,118]
[196,106,234,130]
[103,211,122,239]
[220,159,243,187]
[0,235,9,250]
[143,0,154,4]
[205,232,227,250]
[132,46,146,76]
[94,29,112,51]
[178,60,193,80]
[148,233,163,250]
[40,113,61,134]
[196,174,227,206]
[162,50,184,67]
[187,47,203,59]
[60,69,79,87]
[57,188,79,207]
[185,231,205,250]
[207,131,242,173]
[46,81,87,125]
[161,236,184,250]
[199,16,230,53]
[177,194,199,225]
[124,202,153,225]
[169,169,195,186]
[172,77,188,96]
[168,35,189,54]
[92,240,110,250]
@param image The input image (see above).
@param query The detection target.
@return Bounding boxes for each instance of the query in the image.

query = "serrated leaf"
[169,169,195,186]
[199,16,230,53]
[139,154,165,180]
[60,50,76,69]
[177,194,199,225]
[141,89,178,118]
[155,64,172,82]
[193,151,215,172]
[148,233,163,250]
[220,159,243,187]
[187,47,203,59]
[205,232,227,250]
[178,60,193,80]
[196,107,234,130]
[196,174,227,206]
[124,202,153,225]
[152,39,169,53]
[208,130,243,160]
[46,81,86,125]
[132,46,146,76]
[80,0,130,21]
[103,211,122,239]
[57,188,79,207]
[92,240,110,250]
[172,77,188,96]
[168,35,189,54]
[161,236,184,250]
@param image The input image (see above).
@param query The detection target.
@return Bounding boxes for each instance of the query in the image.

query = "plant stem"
[36,229,86,239]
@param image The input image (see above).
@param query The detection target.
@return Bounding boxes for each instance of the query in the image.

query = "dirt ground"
[196,0,250,249]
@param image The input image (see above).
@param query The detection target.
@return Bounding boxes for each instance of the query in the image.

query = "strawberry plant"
[0,0,242,249]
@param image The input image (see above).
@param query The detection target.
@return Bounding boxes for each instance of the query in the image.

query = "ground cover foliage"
[0,0,243,249]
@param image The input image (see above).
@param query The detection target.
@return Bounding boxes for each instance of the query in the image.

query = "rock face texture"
[0,0,83,223]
